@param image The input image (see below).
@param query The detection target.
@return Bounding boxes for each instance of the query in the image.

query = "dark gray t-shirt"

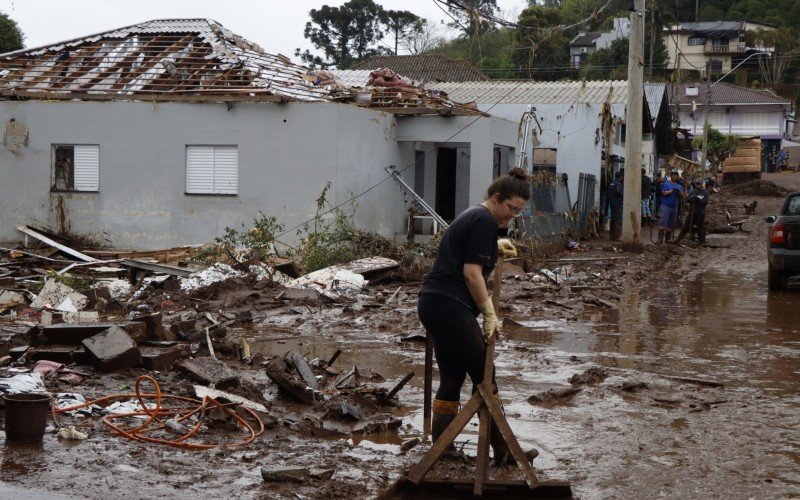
[420,205,498,313]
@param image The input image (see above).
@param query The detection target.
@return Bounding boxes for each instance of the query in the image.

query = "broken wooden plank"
[291,351,318,390]
[265,356,315,404]
[384,371,414,402]
[16,225,97,262]
[121,259,194,277]
[544,256,629,263]
[404,478,572,498]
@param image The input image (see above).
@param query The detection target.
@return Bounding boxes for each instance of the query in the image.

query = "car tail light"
[770,223,785,245]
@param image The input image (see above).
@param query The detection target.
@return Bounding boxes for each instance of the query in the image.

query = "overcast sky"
[0,0,528,61]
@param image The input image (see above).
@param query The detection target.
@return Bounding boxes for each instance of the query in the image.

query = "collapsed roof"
[0,19,483,116]
[0,19,331,102]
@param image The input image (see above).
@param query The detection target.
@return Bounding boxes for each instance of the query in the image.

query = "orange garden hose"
[53,374,265,450]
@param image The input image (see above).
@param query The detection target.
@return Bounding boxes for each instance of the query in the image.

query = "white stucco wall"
[0,100,518,249]
[471,102,627,204]
[0,100,410,249]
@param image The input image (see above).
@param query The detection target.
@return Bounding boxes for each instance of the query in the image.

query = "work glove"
[477,298,500,342]
[497,238,517,259]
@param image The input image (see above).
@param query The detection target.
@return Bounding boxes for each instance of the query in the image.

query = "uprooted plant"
[191,211,284,266]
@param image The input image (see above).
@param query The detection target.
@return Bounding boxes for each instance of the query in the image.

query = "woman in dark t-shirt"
[418,167,530,465]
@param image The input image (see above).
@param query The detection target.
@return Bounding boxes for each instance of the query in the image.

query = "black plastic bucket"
[3,393,51,442]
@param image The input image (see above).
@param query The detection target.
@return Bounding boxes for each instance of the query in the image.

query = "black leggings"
[418,293,497,402]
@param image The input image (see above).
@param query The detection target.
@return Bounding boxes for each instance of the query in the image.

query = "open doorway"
[436,147,457,221]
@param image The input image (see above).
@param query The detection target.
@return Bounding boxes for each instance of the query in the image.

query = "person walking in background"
[658,170,684,243]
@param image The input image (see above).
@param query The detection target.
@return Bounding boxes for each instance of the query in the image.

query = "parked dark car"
[765,191,800,291]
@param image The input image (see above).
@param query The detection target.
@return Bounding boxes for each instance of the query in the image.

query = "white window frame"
[687,36,706,46]
[185,145,239,195]
[51,144,100,192]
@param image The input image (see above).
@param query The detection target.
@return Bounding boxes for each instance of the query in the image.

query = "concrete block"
[30,279,87,310]
[82,326,142,371]
[132,312,176,341]
[32,346,88,365]
[140,346,181,371]
[176,357,240,390]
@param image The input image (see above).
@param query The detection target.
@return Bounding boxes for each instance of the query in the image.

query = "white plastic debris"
[286,267,367,296]
[180,263,244,291]
[57,426,88,440]
[94,279,133,301]
[55,297,78,313]
[131,275,170,300]
[0,372,46,394]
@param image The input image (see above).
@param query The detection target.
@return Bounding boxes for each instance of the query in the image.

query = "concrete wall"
[395,114,518,213]
[0,100,411,249]
[473,102,628,205]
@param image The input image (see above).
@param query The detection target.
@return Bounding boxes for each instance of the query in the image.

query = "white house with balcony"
[663,21,775,76]
[668,82,793,170]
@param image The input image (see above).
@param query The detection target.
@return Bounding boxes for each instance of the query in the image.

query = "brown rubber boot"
[657,229,665,244]
[431,399,460,456]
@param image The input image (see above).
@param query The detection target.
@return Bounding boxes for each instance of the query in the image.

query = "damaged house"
[431,80,656,211]
[0,19,517,249]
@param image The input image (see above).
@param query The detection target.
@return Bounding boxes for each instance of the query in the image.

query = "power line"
[274,79,530,239]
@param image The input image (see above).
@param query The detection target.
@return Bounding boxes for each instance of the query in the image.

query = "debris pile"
[0,227,416,457]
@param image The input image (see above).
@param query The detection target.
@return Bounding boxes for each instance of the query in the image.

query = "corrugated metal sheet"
[73,145,99,191]
[330,70,372,88]
[430,80,628,105]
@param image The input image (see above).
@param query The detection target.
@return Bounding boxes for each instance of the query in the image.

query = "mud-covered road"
[1,174,799,499]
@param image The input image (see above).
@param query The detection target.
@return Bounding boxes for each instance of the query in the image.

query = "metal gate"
[575,173,596,236]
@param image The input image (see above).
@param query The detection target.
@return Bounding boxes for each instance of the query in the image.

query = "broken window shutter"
[186,146,214,194]
[73,145,99,191]
[211,146,238,195]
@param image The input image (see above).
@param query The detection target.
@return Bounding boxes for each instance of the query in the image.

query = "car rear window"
[784,195,800,215]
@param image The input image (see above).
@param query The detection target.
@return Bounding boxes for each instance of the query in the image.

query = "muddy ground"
[1,174,799,499]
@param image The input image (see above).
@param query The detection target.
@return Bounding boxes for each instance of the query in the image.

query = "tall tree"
[383,10,424,56]
[298,0,387,69]
[0,12,24,54]
[746,28,800,85]
[446,0,499,38]
[513,6,572,80]
[404,19,446,54]
[582,37,629,80]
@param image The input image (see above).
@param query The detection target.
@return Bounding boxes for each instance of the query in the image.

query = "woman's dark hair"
[486,167,530,201]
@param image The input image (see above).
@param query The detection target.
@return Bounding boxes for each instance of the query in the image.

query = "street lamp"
[698,51,771,171]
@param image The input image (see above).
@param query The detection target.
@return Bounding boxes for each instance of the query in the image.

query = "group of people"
[606,168,716,244]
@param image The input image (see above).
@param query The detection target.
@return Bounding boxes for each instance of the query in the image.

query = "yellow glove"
[477,298,500,342]
[498,238,517,259]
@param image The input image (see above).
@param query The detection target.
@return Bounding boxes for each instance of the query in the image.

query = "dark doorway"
[436,148,457,221]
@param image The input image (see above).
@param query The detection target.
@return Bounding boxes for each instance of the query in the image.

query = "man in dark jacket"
[640,168,652,221]
[672,179,709,245]
[608,170,624,240]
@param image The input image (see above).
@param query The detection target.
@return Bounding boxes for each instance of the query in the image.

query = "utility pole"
[621,0,645,252]
[699,61,713,176]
